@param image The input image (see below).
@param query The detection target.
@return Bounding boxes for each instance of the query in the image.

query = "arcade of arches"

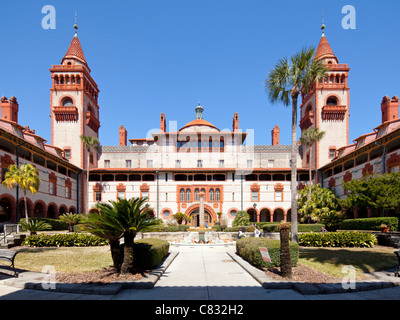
[0,195,76,222]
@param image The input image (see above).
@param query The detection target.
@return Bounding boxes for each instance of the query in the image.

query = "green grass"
[10,246,113,273]
[299,246,398,279]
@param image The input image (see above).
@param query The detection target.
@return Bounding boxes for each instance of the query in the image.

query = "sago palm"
[265,47,328,243]
[299,127,325,201]
[80,135,100,213]
[2,164,41,223]
[94,197,159,274]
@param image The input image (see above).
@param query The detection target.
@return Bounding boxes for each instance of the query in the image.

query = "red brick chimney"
[119,125,127,146]
[0,96,19,123]
[381,95,399,123]
[160,113,166,132]
[232,113,239,132]
[271,124,280,145]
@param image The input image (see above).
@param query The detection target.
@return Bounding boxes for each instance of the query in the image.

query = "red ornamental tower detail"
[49,23,100,170]
[299,22,350,170]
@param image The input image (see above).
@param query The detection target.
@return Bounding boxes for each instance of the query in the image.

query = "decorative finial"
[195,102,204,120]
[321,11,326,38]
[73,10,78,38]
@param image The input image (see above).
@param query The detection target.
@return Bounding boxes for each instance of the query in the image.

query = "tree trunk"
[86,147,90,214]
[279,223,292,278]
[290,95,298,244]
[109,239,123,272]
[308,144,313,202]
[23,193,29,224]
[121,232,135,274]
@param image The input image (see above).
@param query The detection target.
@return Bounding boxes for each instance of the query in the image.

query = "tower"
[299,22,350,171]
[0,96,19,123]
[49,21,100,170]
[119,125,127,146]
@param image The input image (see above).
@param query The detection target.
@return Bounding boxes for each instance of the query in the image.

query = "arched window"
[195,188,200,201]
[215,188,220,201]
[186,188,191,202]
[62,97,74,107]
[209,188,214,202]
[220,139,224,148]
[326,96,338,106]
[180,188,185,202]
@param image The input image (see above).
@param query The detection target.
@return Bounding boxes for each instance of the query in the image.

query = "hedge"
[22,233,108,247]
[236,237,298,269]
[339,217,399,231]
[31,217,68,231]
[133,238,170,269]
[298,231,377,248]
[261,223,325,233]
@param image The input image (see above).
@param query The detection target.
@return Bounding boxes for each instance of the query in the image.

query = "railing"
[0,224,19,244]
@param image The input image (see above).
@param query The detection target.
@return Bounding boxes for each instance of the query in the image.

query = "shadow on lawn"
[299,247,398,273]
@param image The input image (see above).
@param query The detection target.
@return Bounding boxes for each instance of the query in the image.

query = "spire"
[61,12,88,68]
[314,18,338,63]
[73,10,78,38]
[195,102,204,120]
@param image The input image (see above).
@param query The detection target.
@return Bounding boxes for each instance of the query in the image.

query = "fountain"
[169,192,234,246]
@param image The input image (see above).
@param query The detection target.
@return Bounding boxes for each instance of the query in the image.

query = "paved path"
[0,244,399,300]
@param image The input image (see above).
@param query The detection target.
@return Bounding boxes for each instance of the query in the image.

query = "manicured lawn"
[11,246,113,273]
[299,246,398,279]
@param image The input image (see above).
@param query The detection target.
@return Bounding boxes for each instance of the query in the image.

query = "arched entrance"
[33,201,46,218]
[0,195,15,222]
[188,209,213,227]
[259,208,271,222]
[18,198,33,220]
[185,203,217,227]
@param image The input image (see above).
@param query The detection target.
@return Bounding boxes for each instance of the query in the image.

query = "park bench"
[395,250,400,277]
[0,249,19,277]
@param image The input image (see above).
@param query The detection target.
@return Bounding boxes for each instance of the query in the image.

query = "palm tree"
[299,127,325,201]
[93,197,159,274]
[83,208,124,271]
[265,47,328,243]
[80,135,100,213]
[59,212,83,232]
[2,164,40,223]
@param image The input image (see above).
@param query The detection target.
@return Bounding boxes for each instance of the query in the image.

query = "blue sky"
[1,0,400,147]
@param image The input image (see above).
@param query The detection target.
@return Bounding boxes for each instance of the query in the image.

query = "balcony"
[86,111,100,132]
[322,105,347,121]
[299,110,314,130]
[53,106,78,122]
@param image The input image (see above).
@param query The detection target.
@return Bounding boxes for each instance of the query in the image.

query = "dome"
[179,119,219,132]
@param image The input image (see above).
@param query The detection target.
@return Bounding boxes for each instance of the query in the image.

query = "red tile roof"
[62,36,87,66]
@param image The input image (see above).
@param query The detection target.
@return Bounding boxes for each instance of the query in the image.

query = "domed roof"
[179,119,219,132]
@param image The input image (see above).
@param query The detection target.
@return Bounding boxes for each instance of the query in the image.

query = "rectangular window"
[89,153,94,164]
[247,160,253,168]
[329,148,336,159]
[95,191,102,202]
[197,160,203,168]
[49,182,56,195]
[147,160,153,168]
[104,160,110,168]
[126,160,132,168]
[219,160,224,168]
[65,186,71,199]
[117,191,125,199]
[142,191,149,200]
[251,191,258,202]
[268,160,274,168]
[275,191,282,202]
[176,160,181,168]
[64,149,71,159]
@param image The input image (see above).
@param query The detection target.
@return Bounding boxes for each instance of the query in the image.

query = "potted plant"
[380,224,389,233]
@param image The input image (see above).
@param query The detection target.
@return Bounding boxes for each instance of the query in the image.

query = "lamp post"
[253,202,257,223]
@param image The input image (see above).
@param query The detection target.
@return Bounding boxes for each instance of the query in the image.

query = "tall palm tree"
[299,127,325,201]
[2,164,41,224]
[94,197,160,274]
[80,135,100,213]
[265,47,328,243]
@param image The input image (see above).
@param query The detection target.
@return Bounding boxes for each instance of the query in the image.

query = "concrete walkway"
[0,244,399,300]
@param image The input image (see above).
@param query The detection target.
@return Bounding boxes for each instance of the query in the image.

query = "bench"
[0,249,19,277]
[395,250,400,277]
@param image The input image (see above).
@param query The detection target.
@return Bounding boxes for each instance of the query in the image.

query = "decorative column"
[199,191,205,228]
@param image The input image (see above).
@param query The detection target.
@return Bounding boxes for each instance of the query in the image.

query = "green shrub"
[23,232,108,247]
[339,217,399,231]
[260,223,325,233]
[31,217,68,230]
[298,231,377,248]
[133,238,170,269]
[236,237,298,269]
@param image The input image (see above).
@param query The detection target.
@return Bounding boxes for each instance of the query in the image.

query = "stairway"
[0,233,26,249]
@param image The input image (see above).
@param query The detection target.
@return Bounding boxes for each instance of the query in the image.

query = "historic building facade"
[1,24,399,225]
